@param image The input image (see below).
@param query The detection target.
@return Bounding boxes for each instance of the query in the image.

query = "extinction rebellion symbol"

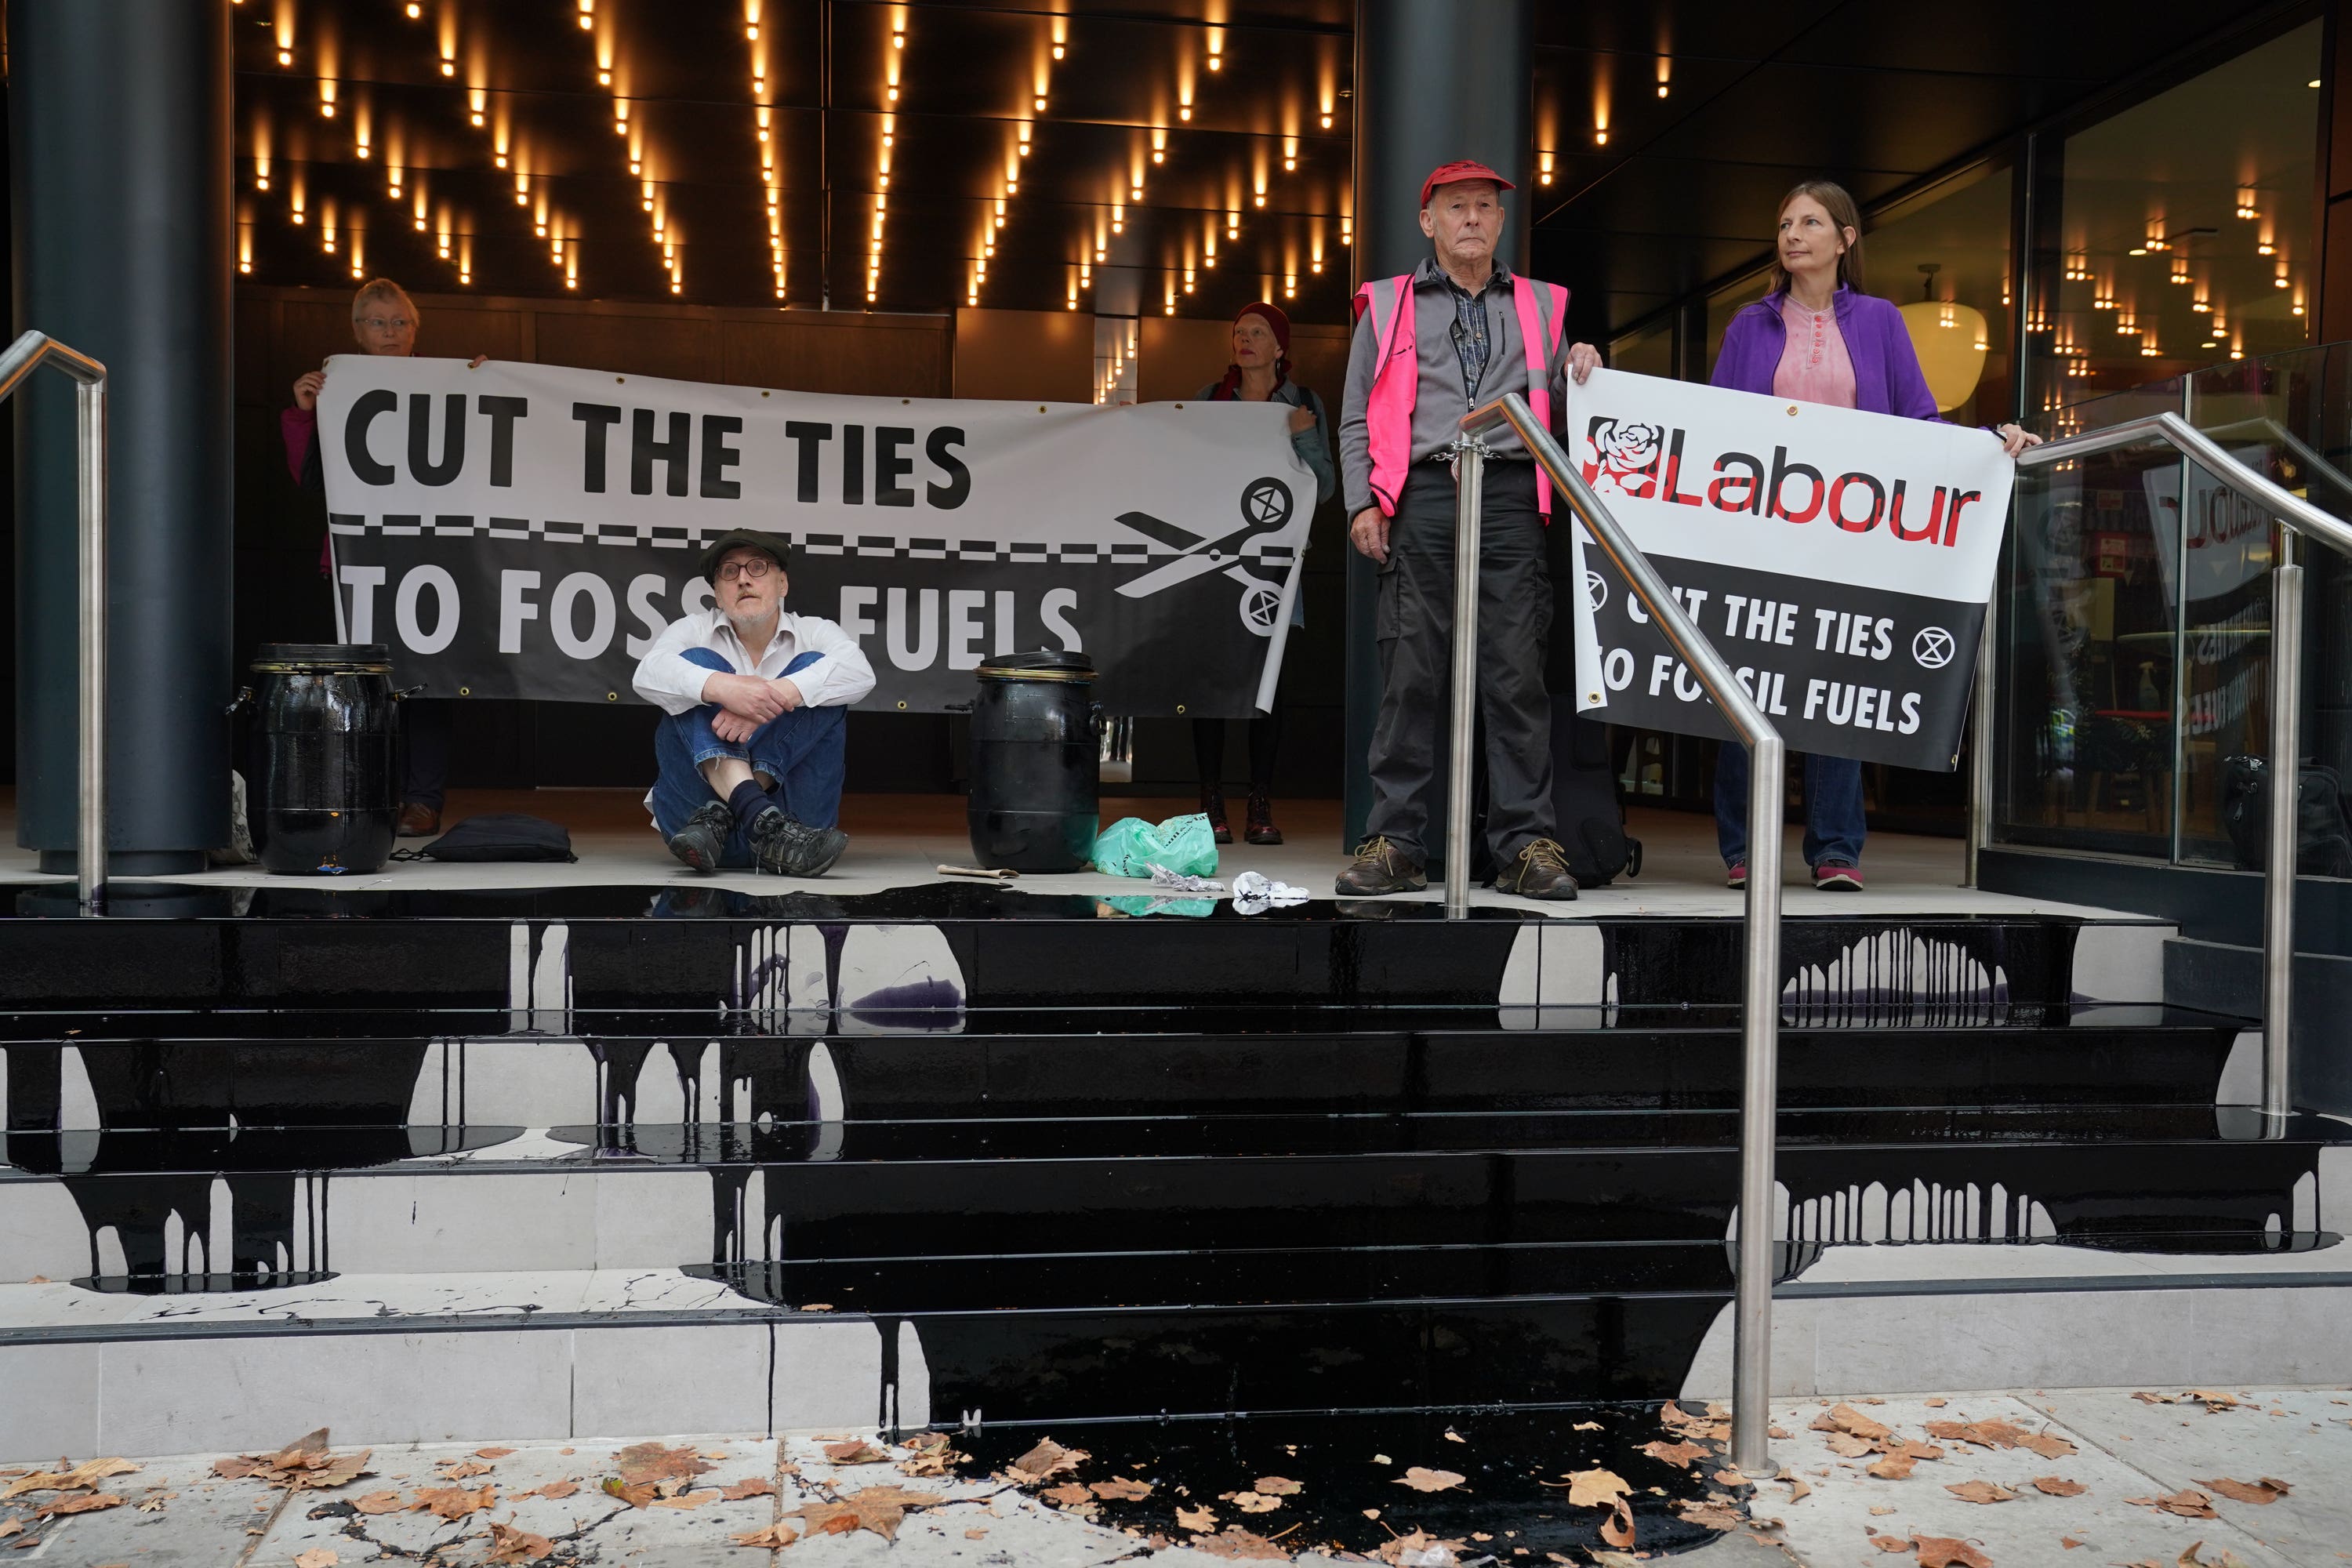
[1911,626,1957,669]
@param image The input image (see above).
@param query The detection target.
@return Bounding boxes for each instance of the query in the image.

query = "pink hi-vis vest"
[1353,271,1570,519]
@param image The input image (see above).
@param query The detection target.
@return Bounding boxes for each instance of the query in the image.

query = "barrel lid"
[252,641,393,672]
[978,649,1096,682]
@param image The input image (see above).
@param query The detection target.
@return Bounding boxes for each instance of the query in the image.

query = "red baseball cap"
[1420,159,1515,208]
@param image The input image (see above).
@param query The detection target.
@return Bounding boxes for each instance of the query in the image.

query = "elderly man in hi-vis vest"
[1336,159,1603,901]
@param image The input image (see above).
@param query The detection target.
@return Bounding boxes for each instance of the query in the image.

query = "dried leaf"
[1091,1477,1152,1501]
[0,1526,18,1542]
[1924,1398,1949,1408]
[2195,1475,2289,1504]
[822,1439,890,1465]
[2017,1432,2078,1459]
[35,1494,123,1518]
[1226,1490,1279,1513]
[1566,1468,1631,1508]
[1443,1428,1465,1443]
[438,1460,495,1480]
[1867,1454,1917,1480]
[1924,1419,2025,1450]
[474,1447,516,1459]
[1913,1536,1995,1568]
[1871,1540,1914,1555]
[1252,1475,1300,1496]
[614,1443,710,1488]
[2034,1475,2088,1497]
[2061,1539,2084,1551]
[1378,1531,1468,1566]
[2133,1391,2178,1404]
[1599,1497,1635,1549]
[1573,1421,1603,1432]
[1946,1479,2017,1504]
[1817,1403,1894,1442]
[964,1526,988,1540]
[2187,1389,2244,1410]
[1787,1477,1813,1501]
[1042,1483,1094,1508]
[787,1484,942,1543]
[720,1478,776,1501]
[1176,1504,1218,1531]
[2132,1489,2220,1519]
[1006,1438,1087,1483]
[2,1457,138,1499]
[1197,1526,1293,1561]
[513,1480,579,1501]
[648,1489,722,1511]
[731,1523,800,1548]
[602,1478,658,1509]
[484,1523,554,1566]
[1674,1497,1743,1531]
[1394,1467,1465,1492]
[1640,1439,1710,1469]
[410,1483,495,1520]
[350,1491,403,1514]
[1769,1425,1792,1439]
[1827,1432,1878,1459]
[292,1551,339,1568]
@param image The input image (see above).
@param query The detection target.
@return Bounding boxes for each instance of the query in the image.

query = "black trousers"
[1366,461,1555,865]
[401,698,452,811]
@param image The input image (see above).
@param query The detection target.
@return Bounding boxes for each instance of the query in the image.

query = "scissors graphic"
[1114,476,1295,633]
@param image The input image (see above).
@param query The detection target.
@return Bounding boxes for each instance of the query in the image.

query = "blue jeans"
[1715,745,1866,869]
[649,648,848,868]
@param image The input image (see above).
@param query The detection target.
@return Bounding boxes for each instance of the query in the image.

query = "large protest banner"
[1563,368,2016,771]
[318,356,1316,715]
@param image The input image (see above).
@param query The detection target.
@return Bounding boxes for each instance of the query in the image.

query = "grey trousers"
[1365,461,1557,865]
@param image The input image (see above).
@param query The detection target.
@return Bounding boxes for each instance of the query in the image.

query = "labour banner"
[317,356,1316,714]
[1564,368,2016,771]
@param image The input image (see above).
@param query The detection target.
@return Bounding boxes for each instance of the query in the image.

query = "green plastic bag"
[1091,812,1219,879]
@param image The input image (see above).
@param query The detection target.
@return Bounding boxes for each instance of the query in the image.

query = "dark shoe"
[1203,790,1232,845]
[1813,861,1864,891]
[1334,836,1425,896]
[749,807,850,877]
[667,800,734,873]
[396,803,441,838]
[1243,793,1283,846]
[1495,838,1579,901]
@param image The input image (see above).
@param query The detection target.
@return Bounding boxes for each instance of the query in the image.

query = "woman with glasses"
[1708,180,2038,892]
[1188,301,1334,845]
[280,278,485,838]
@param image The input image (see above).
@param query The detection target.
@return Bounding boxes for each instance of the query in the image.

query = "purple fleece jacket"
[1710,285,1942,422]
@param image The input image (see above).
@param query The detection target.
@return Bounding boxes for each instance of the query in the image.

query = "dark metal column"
[1342,0,1532,851]
[13,1,233,873]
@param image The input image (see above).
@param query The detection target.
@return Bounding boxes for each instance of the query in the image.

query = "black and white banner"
[1566,368,2016,771]
[318,356,1316,714]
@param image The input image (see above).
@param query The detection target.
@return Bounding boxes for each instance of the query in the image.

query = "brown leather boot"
[396,802,441,838]
[1201,789,1232,845]
[1494,837,1579,901]
[1243,793,1283,846]
[1334,836,1425,896]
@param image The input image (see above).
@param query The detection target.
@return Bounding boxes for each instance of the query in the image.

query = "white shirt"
[631,607,877,717]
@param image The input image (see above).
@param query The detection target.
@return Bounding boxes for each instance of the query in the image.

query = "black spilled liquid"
[946,1405,1745,1558]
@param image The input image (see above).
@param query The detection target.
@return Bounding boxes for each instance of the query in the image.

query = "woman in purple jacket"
[1709,180,2036,891]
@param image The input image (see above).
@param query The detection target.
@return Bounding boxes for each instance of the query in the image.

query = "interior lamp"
[1896,264,1987,414]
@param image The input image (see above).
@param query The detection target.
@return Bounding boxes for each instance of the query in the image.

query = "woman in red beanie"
[1192,301,1334,845]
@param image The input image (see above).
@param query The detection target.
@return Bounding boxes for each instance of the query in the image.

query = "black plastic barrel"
[968,652,1100,872]
[251,642,399,876]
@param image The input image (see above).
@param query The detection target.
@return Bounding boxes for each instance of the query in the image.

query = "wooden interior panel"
[950,308,1094,403]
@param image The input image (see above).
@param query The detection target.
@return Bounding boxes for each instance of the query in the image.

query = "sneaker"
[1334,835,1426,896]
[667,800,735,873]
[749,807,850,877]
[1726,862,1748,891]
[1202,789,1232,846]
[1494,837,1579,901]
[1813,861,1864,891]
[1243,792,1283,846]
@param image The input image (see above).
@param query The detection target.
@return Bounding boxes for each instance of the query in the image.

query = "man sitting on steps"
[632,529,875,876]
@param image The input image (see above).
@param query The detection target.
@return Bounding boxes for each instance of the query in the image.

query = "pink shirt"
[1773,296,1857,409]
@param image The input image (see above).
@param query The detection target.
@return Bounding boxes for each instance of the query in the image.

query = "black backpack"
[2219,757,2352,878]
[393,813,579,863]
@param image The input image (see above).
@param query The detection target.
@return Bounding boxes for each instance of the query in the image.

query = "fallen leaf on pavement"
[1924,1398,1948,1407]
[34,1494,123,1518]
[1198,1526,1292,1561]
[1006,1438,1087,1483]
[1225,1490,1279,1513]
[2129,1490,2219,1519]
[2195,1476,2290,1504]
[1394,1467,1465,1492]
[410,1483,495,1520]
[1812,1403,1894,1441]
[474,1447,515,1459]
[2034,1476,2087,1497]
[1866,1454,1916,1480]
[1443,1428,1465,1443]
[822,1439,889,1465]
[1377,1531,1466,1566]
[292,1551,338,1568]
[350,1491,402,1514]
[2060,1539,2083,1551]
[1827,1432,1878,1459]
[1176,1504,1218,1531]
[1565,1468,1630,1508]
[1573,1421,1603,1432]
[1924,1420,2025,1450]
[964,1526,988,1540]
[2017,1432,2077,1460]
[1253,1475,1300,1496]
[730,1523,799,1548]
[2,1458,138,1499]
[1042,1483,1094,1509]
[788,1484,942,1542]
[1787,1477,1813,1501]
[647,1489,721,1511]
[1091,1477,1152,1501]
[2133,1391,2178,1404]
[1871,1539,1913,1555]
[2186,1389,2243,1410]
[1946,1479,2016,1504]
[1674,1498,1742,1531]
[1640,1439,1710,1468]
[719,1479,776,1501]
[1913,1536,1994,1568]
[0,1523,20,1541]
[613,1443,710,1489]
[437,1461,494,1480]
[601,1478,658,1509]
[484,1523,554,1565]
[1599,1496,1636,1549]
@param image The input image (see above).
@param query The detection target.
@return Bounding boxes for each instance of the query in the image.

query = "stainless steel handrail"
[1453,392,1785,1472]
[0,331,109,912]
[2009,409,2348,1120]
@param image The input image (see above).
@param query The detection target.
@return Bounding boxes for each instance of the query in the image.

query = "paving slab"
[2,1450,292,1568]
